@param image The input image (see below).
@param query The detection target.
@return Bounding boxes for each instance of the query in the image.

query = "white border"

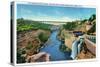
[12,1,97,66]
[14,1,96,8]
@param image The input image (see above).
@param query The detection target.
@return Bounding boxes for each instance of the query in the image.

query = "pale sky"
[17,4,96,22]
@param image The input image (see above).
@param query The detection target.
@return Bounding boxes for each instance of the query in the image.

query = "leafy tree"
[63,22,77,30]
[38,32,49,43]
[17,49,26,63]
[89,14,96,22]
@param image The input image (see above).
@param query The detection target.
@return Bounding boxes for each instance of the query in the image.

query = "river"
[40,30,72,61]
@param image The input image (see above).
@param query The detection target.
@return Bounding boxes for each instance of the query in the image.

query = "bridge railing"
[84,35,96,55]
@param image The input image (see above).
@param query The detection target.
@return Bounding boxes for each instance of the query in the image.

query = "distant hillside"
[63,14,96,34]
[17,18,52,32]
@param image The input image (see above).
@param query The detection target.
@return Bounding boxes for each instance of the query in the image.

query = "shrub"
[59,44,71,52]
[63,22,77,30]
[38,33,49,43]
[17,49,26,63]
[26,42,33,50]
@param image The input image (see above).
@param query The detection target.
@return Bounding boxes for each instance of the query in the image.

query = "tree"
[63,22,77,30]
[89,14,96,22]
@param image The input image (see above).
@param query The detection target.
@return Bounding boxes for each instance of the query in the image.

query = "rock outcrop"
[26,52,50,62]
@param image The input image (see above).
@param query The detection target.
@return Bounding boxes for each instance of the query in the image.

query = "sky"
[17,4,96,22]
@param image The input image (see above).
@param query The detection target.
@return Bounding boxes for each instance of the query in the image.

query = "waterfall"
[70,40,79,59]
[70,37,84,59]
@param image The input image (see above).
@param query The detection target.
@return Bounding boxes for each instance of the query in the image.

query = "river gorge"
[40,29,72,61]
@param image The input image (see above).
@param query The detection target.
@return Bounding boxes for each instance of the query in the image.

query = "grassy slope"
[17,18,51,32]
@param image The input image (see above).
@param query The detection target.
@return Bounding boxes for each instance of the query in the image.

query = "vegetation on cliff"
[17,18,51,63]
[17,18,51,32]
[59,44,71,52]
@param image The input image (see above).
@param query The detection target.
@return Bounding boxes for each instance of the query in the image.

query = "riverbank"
[40,29,72,61]
[58,29,96,60]
[58,29,75,49]
[17,29,51,63]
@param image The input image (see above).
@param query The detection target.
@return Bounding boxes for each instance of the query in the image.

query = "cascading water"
[70,36,84,59]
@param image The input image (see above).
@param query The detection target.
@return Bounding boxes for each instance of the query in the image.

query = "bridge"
[34,21,67,25]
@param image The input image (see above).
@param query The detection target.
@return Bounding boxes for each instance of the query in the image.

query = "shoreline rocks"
[26,52,50,62]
